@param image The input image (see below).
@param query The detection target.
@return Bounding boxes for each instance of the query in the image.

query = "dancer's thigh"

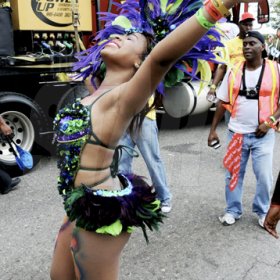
[50,217,76,280]
[71,227,130,280]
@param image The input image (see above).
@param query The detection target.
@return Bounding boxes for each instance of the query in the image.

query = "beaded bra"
[53,90,138,198]
[53,90,112,197]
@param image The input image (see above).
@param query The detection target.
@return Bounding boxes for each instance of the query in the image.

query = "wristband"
[204,2,223,21]
[264,118,277,130]
[204,0,225,21]
[264,121,272,129]
[212,0,231,17]
[269,115,276,123]
[195,8,215,30]
[210,84,217,90]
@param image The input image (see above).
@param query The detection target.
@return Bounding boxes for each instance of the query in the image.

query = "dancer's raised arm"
[75,0,259,117]
[122,0,259,114]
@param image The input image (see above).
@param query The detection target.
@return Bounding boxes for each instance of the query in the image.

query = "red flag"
[223,133,243,191]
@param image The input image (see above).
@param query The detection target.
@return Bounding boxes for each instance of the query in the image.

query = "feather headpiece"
[74,0,224,93]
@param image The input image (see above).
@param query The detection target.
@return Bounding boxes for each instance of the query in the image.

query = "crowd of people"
[0,0,279,279]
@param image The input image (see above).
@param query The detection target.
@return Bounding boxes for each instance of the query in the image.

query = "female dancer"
[50,0,256,279]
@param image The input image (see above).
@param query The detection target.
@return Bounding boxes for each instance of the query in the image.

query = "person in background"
[268,27,280,63]
[218,19,240,40]
[207,12,255,119]
[0,115,21,194]
[118,96,172,213]
[264,171,280,239]
[266,34,274,57]
[208,31,280,228]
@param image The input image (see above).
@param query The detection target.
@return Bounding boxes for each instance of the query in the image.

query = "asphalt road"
[1,119,280,280]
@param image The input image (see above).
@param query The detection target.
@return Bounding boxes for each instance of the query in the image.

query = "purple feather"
[73,0,224,93]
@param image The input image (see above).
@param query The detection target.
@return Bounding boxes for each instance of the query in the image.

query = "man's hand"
[206,89,217,103]
[208,131,220,147]
[255,123,269,138]
[0,116,12,136]
[0,122,12,136]
[264,206,280,239]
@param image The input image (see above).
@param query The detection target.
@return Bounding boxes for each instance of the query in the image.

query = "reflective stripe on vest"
[227,59,279,123]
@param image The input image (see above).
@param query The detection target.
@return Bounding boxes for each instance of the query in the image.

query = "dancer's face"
[101,33,148,69]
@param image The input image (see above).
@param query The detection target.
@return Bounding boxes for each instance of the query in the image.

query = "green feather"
[196,59,212,95]
[112,15,132,29]
[96,220,123,236]
[167,0,184,15]
[160,0,169,14]
[164,68,185,87]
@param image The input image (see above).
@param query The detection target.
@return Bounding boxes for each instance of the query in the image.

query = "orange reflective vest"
[225,59,280,123]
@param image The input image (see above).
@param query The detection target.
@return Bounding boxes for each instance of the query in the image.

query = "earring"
[134,62,140,69]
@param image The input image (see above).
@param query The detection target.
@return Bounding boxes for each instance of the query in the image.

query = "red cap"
[240,12,255,22]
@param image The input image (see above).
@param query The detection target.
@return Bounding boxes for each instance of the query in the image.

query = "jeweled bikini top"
[53,90,138,198]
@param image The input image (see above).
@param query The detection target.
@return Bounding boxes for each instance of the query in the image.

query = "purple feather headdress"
[73,0,224,93]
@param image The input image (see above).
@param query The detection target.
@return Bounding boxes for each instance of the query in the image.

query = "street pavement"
[1,119,280,280]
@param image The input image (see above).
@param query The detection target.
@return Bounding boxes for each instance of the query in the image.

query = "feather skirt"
[64,174,165,242]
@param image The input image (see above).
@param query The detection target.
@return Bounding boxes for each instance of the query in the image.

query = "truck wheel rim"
[0,111,35,165]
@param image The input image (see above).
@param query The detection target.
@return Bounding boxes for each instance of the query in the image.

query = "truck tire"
[0,92,50,176]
